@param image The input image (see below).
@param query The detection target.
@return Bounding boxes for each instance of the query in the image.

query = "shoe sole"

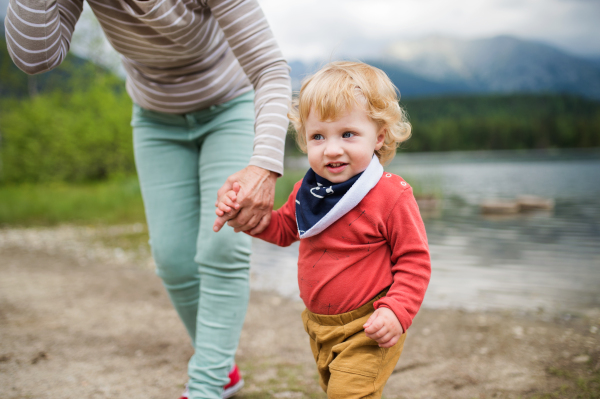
[222,379,244,399]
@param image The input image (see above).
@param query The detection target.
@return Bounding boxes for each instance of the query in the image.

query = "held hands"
[212,165,277,235]
[363,307,404,348]
[214,183,241,229]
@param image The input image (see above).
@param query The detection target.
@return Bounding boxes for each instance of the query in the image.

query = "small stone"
[422,328,431,336]
[512,326,524,338]
[31,351,48,364]
[591,326,598,334]
[573,355,590,363]
[479,347,489,355]
[270,296,282,306]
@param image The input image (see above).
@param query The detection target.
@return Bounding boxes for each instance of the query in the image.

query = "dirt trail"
[0,226,599,398]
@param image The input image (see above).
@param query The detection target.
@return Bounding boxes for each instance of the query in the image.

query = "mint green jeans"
[131,91,254,399]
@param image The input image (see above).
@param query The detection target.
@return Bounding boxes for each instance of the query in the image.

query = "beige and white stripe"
[5,0,292,174]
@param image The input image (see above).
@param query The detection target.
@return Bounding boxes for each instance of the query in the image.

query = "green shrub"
[0,72,134,183]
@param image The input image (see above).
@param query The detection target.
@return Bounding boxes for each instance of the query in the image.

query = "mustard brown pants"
[301,291,407,398]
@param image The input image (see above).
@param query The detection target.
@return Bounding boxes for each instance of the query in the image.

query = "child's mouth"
[326,162,348,173]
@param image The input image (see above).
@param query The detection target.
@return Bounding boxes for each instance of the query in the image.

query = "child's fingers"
[215,186,240,209]
[365,326,388,341]
[365,327,388,343]
[216,200,242,222]
[220,192,237,207]
[226,191,239,204]
[362,311,377,330]
[214,203,241,232]
[216,193,241,213]
[377,333,400,348]
[363,309,383,334]
[216,199,233,209]
[363,313,375,329]
[215,191,240,212]
[217,202,233,213]
[366,328,396,346]
[364,307,403,347]
[213,215,227,232]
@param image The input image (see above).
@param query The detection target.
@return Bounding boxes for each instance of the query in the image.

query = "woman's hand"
[213,165,277,235]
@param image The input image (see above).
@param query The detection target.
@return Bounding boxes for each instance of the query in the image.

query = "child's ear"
[374,126,386,151]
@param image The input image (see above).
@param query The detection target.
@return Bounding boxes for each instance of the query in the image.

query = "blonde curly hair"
[288,61,411,165]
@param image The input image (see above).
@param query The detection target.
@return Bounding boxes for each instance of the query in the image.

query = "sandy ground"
[1,225,599,399]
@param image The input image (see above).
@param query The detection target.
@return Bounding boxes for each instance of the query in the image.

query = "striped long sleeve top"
[4,0,292,174]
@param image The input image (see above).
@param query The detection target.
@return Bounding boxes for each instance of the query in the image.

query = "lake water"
[250,149,600,315]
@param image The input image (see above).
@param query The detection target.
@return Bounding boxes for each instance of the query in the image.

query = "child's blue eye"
[342,132,354,138]
[312,134,324,140]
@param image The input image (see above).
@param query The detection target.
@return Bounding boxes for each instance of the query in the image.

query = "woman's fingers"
[249,214,272,235]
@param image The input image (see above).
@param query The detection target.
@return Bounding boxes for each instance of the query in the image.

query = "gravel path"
[1,225,599,398]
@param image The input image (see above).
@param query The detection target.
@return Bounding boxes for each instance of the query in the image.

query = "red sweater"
[252,172,431,331]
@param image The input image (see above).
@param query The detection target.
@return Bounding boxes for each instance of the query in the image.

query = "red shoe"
[222,364,244,398]
[179,364,244,399]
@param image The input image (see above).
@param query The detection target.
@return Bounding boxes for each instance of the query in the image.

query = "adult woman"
[5,0,291,398]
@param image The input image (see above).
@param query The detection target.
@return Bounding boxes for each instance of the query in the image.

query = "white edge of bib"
[297,155,384,239]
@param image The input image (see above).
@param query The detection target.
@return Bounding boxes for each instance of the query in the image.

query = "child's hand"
[213,182,241,232]
[363,307,403,348]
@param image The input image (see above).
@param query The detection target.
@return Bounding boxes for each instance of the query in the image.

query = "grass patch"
[0,169,442,227]
[275,170,306,209]
[0,177,145,226]
[0,172,304,227]
[237,361,324,398]
[530,362,600,399]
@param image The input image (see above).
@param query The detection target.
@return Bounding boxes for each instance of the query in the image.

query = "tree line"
[399,94,600,152]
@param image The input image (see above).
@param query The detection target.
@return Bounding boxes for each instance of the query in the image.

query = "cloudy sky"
[1,0,599,61]
[258,0,600,61]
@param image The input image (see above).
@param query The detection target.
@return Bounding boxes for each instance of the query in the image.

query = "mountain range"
[2,10,599,100]
[290,36,600,100]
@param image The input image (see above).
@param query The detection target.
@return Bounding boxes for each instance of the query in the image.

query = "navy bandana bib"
[296,170,363,236]
[294,155,384,239]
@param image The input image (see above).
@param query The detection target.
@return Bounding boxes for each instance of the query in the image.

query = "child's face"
[305,103,385,183]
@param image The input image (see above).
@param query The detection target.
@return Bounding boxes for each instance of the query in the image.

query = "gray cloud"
[2,0,597,61]
[260,0,600,60]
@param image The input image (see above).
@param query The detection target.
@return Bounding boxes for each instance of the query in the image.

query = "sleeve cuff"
[249,155,284,176]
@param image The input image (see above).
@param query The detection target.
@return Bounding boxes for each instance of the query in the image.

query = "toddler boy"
[214,61,431,398]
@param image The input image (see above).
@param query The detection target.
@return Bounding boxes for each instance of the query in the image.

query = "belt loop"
[184,113,195,127]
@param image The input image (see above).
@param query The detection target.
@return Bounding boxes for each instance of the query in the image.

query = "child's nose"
[324,141,343,157]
